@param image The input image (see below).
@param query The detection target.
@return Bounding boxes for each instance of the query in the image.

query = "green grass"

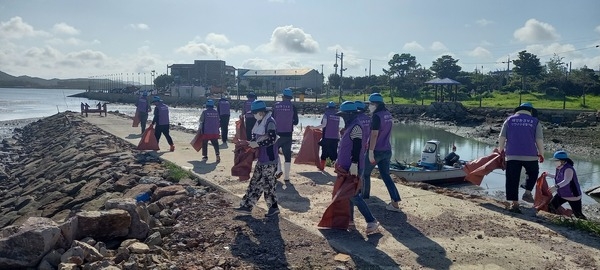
[550,216,600,237]
[164,161,195,182]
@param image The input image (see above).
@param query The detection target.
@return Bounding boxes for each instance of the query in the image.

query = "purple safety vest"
[357,112,371,169]
[202,108,220,135]
[156,103,169,125]
[218,100,230,116]
[369,110,392,151]
[136,97,148,113]
[336,118,361,171]
[255,117,278,164]
[274,100,294,133]
[505,114,539,156]
[323,108,340,139]
[554,163,582,198]
[244,99,255,119]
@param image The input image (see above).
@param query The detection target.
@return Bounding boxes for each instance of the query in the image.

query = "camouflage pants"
[240,163,278,208]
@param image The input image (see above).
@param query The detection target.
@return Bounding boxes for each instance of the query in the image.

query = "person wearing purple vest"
[243,92,257,141]
[234,100,280,217]
[336,101,379,234]
[151,96,175,152]
[497,102,544,213]
[135,91,151,134]
[545,151,586,219]
[199,99,221,162]
[216,96,231,144]
[361,93,402,212]
[311,101,340,170]
[272,88,299,182]
[354,101,371,176]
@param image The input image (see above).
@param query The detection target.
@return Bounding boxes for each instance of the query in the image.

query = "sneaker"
[284,179,290,183]
[522,192,534,203]
[216,155,221,163]
[169,145,175,152]
[508,205,522,214]
[233,205,252,215]
[385,202,402,212]
[275,171,283,179]
[366,221,380,235]
[202,156,208,161]
[265,207,280,217]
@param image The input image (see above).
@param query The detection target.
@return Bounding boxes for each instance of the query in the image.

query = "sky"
[1,0,599,81]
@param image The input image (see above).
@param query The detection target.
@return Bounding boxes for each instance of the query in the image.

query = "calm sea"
[2,88,599,205]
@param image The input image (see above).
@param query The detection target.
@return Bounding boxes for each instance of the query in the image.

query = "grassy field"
[324,91,600,111]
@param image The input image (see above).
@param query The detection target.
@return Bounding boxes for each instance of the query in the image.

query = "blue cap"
[515,102,535,112]
[206,99,214,107]
[368,93,384,103]
[142,91,148,97]
[283,88,293,98]
[152,96,162,103]
[250,100,267,113]
[246,92,256,98]
[551,150,569,160]
[336,101,358,115]
[327,101,336,108]
[354,101,365,110]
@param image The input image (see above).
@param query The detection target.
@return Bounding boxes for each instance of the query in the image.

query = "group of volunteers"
[134,90,588,236]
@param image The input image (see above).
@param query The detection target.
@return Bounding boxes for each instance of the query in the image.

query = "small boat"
[390,140,466,183]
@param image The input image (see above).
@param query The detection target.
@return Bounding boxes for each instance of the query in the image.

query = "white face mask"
[368,104,377,113]
[254,112,264,121]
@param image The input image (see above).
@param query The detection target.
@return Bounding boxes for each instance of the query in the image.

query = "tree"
[154,74,174,88]
[383,53,420,102]
[512,50,543,92]
[327,73,340,89]
[430,55,462,79]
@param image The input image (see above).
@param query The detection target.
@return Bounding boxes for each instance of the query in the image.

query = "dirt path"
[78,112,600,269]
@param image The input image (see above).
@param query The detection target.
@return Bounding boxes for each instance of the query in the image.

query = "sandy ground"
[76,112,600,269]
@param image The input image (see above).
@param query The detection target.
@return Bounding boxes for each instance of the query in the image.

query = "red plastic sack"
[137,125,159,150]
[132,112,140,127]
[190,133,204,152]
[318,165,359,230]
[463,149,505,185]
[294,127,321,169]
[233,115,247,143]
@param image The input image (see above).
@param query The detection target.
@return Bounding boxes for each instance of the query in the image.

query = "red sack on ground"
[294,127,322,169]
[534,172,573,217]
[231,141,256,181]
[318,165,359,230]
[463,149,505,185]
[132,112,140,127]
[233,115,247,143]
[137,125,159,150]
[190,133,204,152]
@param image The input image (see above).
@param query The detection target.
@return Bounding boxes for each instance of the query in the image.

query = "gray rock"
[0,217,61,268]
[145,232,162,246]
[105,198,149,239]
[75,209,131,240]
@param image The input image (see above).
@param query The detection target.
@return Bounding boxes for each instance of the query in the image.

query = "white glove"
[349,163,358,176]
[248,141,259,148]
[548,185,558,194]
[368,150,376,165]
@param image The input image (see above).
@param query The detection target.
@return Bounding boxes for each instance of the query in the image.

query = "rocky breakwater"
[0,112,213,269]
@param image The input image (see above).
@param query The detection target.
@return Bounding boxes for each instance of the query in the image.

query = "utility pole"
[338,52,346,103]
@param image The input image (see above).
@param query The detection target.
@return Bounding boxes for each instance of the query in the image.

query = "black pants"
[319,138,339,161]
[550,195,587,219]
[155,124,174,146]
[245,117,256,141]
[202,139,220,157]
[220,115,230,143]
[505,160,538,201]
[139,112,148,133]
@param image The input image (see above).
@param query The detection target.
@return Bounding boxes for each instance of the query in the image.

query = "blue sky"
[1,0,599,81]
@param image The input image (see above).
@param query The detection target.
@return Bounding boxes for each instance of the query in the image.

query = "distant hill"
[0,70,89,89]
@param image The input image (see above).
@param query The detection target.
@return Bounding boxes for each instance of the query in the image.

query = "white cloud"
[402,41,424,51]
[467,46,492,58]
[205,33,229,46]
[241,58,273,69]
[0,16,47,40]
[52,23,80,35]
[129,23,149,30]
[513,19,560,44]
[430,41,448,51]
[476,19,493,27]
[264,25,319,53]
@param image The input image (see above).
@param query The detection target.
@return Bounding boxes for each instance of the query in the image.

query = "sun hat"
[282,88,293,98]
[336,101,358,115]
[206,99,214,107]
[246,92,256,98]
[368,93,384,103]
[354,101,366,110]
[327,101,336,108]
[151,96,162,103]
[550,150,569,161]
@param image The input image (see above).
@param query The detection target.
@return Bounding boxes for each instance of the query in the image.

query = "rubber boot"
[283,162,291,182]
[319,159,326,171]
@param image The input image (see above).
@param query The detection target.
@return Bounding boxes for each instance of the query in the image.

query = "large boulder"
[0,217,61,268]
[75,209,131,240]
[105,198,149,239]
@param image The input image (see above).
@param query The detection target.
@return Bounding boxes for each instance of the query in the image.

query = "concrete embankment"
[73,91,597,127]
